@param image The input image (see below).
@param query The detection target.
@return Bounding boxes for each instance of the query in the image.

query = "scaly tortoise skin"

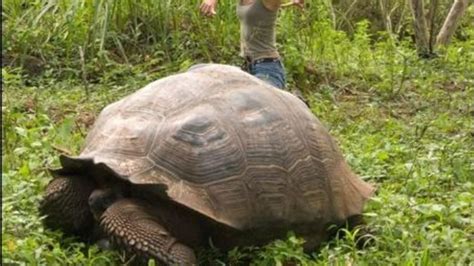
[40,64,374,265]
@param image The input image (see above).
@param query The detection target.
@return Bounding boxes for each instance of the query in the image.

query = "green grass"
[2,0,474,265]
[3,47,473,264]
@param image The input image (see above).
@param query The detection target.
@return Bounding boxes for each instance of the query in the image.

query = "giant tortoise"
[40,64,374,265]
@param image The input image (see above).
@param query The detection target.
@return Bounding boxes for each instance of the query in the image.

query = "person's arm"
[200,0,218,16]
[281,0,304,8]
[262,0,304,11]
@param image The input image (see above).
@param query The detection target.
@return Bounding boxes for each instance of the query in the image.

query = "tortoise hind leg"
[331,215,375,249]
[346,215,375,248]
[100,198,196,265]
[39,176,95,237]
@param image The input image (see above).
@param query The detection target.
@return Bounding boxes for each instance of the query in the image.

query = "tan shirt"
[237,0,280,61]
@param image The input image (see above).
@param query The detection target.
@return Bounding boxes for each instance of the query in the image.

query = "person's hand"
[292,0,304,9]
[200,0,218,17]
[281,0,304,9]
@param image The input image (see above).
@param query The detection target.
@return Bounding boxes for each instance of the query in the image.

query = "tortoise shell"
[57,64,374,230]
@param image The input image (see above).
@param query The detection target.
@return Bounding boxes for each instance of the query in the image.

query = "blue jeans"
[248,59,286,89]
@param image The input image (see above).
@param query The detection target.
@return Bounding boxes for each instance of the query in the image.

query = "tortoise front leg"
[100,198,196,265]
[39,176,95,237]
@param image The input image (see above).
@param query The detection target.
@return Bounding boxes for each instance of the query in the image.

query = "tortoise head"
[88,188,122,221]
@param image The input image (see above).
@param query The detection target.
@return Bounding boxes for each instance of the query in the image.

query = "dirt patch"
[436,80,468,92]
[75,111,96,129]
[2,53,45,76]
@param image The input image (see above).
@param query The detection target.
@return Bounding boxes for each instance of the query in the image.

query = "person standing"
[200,0,304,90]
